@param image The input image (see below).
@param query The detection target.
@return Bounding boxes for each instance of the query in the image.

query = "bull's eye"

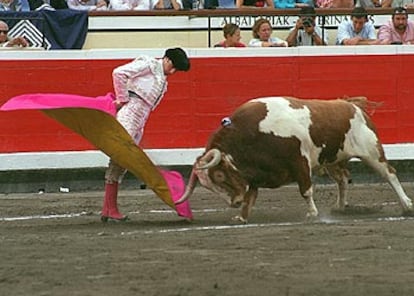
[213,170,226,183]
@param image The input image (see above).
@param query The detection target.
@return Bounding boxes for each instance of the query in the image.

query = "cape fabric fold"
[0,93,117,116]
[1,93,193,219]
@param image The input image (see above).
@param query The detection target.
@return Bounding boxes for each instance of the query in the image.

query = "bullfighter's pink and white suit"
[105,55,168,183]
[102,55,167,221]
[100,47,190,222]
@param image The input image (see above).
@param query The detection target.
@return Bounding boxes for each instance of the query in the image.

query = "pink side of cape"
[0,93,117,116]
[159,170,193,219]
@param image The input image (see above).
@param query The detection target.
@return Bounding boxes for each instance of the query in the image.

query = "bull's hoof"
[231,215,248,224]
[401,202,413,216]
[305,214,319,223]
[101,215,129,223]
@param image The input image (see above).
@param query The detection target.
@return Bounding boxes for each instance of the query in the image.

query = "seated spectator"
[0,0,30,11]
[274,0,310,8]
[153,0,183,9]
[374,0,392,6]
[391,0,414,8]
[0,20,29,47]
[214,23,246,48]
[68,0,108,10]
[286,6,328,46]
[28,0,68,10]
[362,0,391,7]
[110,0,153,10]
[249,18,288,47]
[378,7,414,44]
[236,0,274,8]
[336,7,384,45]
[316,0,353,7]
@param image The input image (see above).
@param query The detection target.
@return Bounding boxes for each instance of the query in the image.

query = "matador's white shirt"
[112,55,167,110]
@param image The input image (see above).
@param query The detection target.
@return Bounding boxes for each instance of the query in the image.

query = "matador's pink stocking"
[101,182,128,222]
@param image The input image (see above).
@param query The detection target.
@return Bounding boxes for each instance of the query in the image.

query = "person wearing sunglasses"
[0,20,29,48]
[377,7,414,44]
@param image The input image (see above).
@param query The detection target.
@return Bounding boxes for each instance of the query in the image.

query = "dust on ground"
[1,183,414,296]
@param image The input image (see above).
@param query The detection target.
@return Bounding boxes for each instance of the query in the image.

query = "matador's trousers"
[105,96,152,184]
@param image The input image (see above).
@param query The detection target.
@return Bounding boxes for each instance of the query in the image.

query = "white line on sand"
[2,210,414,236]
[0,212,88,221]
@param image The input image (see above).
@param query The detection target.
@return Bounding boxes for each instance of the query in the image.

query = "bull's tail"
[342,96,383,116]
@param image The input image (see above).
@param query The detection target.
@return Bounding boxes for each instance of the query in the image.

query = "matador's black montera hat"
[165,47,190,71]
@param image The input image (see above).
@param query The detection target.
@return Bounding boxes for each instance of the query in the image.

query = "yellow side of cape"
[43,108,175,209]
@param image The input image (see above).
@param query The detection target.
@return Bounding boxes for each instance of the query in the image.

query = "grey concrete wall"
[1,161,413,194]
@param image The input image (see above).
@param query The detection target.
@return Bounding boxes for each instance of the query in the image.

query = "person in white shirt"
[67,0,108,11]
[109,0,153,10]
[248,18,288,47]
[392,0,414,8]
[101,48,190,222]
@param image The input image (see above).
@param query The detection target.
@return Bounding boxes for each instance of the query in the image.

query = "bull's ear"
[213,170,226,183]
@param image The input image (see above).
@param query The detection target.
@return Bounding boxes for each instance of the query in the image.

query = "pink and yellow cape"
[0,93,193,219]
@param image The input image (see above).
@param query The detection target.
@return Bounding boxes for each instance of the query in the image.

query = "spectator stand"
[0,9,88,49]
[0,13,46,48]
[87,8,409,47]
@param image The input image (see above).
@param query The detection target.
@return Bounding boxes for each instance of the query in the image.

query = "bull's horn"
[175,168,198,205]
[196,148,221,170]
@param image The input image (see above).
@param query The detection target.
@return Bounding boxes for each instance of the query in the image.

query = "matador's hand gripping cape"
[0,92,193,219]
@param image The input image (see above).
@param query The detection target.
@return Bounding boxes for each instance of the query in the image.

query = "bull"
[176,96,413,223]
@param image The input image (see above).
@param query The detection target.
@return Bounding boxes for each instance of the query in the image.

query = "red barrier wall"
[1,51,414,153]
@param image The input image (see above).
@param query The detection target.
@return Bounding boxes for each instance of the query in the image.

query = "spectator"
[0,20,29,47]
[316,0,353,7]
[0,0,30,11]
[378,7,414,44]
[109,0,153,10]
[214,23,246,48]
[102,48,190,221]
[153,0,183,9]
[28,0,68,10]
[249,18,288,47]
[391,0,414,8]
[274,0,310,8]
[362,0,391,7]
[68,0,108,10]
[336,7,384,45]
[375,0,392,6]
[236,0,274,8]
[286,6,328,46]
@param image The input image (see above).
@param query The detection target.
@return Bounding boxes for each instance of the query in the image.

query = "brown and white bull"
[176,96,413,223]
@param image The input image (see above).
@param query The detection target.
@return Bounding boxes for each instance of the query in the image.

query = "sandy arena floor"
[1,183,414,296]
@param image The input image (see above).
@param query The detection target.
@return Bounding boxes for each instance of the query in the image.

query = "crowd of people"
[1,0,414,11]
[0,0,413,47]
[214,6,414,46]
[0,0,175,11]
